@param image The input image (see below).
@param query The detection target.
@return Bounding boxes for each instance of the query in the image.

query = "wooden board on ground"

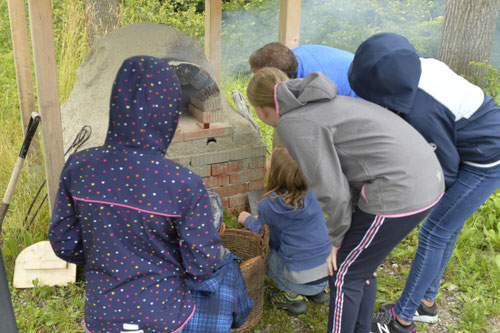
[13,241,76,288]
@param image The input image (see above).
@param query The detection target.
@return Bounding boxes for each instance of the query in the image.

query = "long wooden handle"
[0,158,24,231]
[0,113,40,230]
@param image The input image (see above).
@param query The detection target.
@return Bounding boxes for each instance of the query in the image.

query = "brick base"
[169,114,267,218]
[172,148,266,216]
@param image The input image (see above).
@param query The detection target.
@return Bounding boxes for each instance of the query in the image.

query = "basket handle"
[259,224,270,255]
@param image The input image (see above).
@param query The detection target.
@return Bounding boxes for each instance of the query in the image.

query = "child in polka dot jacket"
[49,56,223,333]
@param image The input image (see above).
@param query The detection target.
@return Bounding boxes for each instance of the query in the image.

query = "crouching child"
[238,147,331,315]
[183,190,254,333]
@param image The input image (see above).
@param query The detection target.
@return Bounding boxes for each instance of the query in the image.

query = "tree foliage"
[119,0,205,43]
[222,0,445,75]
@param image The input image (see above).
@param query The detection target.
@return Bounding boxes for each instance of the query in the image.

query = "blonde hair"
[263,147,308,209]
[247,67,289,108]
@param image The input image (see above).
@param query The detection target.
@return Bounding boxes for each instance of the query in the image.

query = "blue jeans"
[266,249,329,296]
[396,163,500,322]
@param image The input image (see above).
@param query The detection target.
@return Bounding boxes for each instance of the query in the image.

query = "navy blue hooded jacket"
[348,33,500,187]
[50,56,222,333]
[244,190,332,273]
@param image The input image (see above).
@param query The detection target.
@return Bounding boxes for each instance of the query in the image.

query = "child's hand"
[237,211,252,226]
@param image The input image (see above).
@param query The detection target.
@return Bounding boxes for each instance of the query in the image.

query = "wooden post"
[7,0,41,161]
[274,0,302,148]
[204,0,222,83]
[278,0,302,49]
[27,0,65,213]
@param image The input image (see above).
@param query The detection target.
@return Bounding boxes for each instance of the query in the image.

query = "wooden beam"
[274,0,302,148]
[278,0,302,49]
[27,0,65,213]
[204,0,222,82]
[7,0,41,161]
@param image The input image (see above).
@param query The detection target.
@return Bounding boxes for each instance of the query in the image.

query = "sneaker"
[380,302,438,324]
[305,290,329,304]
[371,308,416,333]
[414,302,438,324]
[269,291,308,315]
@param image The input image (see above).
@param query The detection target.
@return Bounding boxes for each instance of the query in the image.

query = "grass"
[0,0,499,332]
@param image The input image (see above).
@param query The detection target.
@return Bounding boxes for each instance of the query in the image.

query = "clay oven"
[61,22,266,214]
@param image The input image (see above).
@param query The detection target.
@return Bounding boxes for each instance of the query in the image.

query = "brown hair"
[263,147,308,210]
[247,67,289,108]
[249,42,298,78]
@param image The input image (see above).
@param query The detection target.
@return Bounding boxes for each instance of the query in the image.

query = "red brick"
[182,126,231,140]
[203,175,230,188]
[229,194,249,208]
[173,114,232,141]
[212,183,249,197]
[229,173,240,184]
[211,161,243,176]
[221,197,229,209]
[249,180,265,192]
[230,167,265,184]
[189,104,221,123]
[243,156,266,170]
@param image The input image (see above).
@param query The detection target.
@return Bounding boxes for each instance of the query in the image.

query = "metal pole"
[0,248,18,333]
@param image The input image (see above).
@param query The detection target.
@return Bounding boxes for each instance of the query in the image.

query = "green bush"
[466,61,500,102]
[120,0,205,44]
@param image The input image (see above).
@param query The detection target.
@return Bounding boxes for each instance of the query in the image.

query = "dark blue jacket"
[348,33,500,187]
[244,190,332,272]
[293,45,359,98]
[50,56,222,333]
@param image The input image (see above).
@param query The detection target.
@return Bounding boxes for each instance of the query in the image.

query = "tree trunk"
[438,0,500,77]
[84,0,120,46]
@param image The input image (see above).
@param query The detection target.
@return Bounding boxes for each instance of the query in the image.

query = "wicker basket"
[221,225,270,332]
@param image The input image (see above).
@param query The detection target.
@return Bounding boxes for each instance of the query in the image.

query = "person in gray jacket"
[246,67,445,333]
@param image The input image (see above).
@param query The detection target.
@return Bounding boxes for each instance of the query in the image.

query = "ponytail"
[247,67,289,108]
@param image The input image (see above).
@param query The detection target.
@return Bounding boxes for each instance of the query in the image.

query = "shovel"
[0,112,41,333]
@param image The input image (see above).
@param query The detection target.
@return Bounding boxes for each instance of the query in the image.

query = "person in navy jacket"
[49,56,222,333]
[349,33,500,333]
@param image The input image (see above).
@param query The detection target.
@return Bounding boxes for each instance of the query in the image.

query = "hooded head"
[348,33,421,115]
[105,56,182,154]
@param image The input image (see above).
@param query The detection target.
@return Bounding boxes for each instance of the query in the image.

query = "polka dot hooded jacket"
[49,56,222,332]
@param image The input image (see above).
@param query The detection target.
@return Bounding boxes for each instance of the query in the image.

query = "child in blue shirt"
[238,147,332,315]
[249,42,358,98]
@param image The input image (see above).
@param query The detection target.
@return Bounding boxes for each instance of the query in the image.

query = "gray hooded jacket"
[276,72,444,247]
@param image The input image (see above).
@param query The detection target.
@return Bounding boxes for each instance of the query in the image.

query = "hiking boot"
[380,302,438,324]
[269,291,308,315]
[305,290,329,304]
[371,307,416,333]
[414,302,438,323]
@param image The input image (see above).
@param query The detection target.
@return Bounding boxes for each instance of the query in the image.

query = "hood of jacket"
[105,56,182,154]
[265,190,320,220]
[348,32,422,115]
[276,71,337,117]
